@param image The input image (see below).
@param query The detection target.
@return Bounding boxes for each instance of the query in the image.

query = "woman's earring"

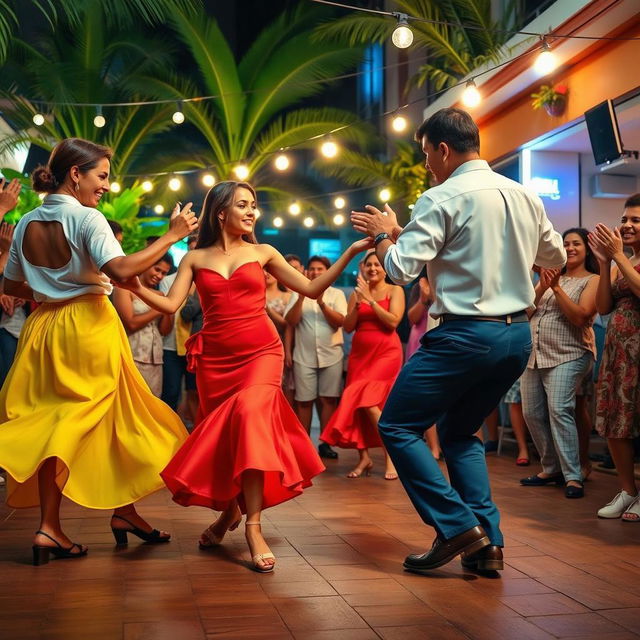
[75,182,80,192]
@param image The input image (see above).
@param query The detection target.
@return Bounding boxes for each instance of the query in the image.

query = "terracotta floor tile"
[271,595,368,631]
[500,592,590,616]
[374,624,471,640]
[260,580,337,598]
[353,602,441,627]
[529,613,628,637]
[291,631,379,640]
[123,620,206,640]
[599,608,640,635]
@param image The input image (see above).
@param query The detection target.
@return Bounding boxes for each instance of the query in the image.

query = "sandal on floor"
[111,514,170,546]
[245,522,275,573]
[622,497,640,522]
[516,458,530,466]
[347,463,372,479]
[199,517,242,549]
[384,471,399,480]
[32,530,88,566]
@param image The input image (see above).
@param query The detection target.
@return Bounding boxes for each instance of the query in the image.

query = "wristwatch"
[374,232,390,246]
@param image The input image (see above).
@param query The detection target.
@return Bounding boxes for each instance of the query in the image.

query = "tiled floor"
[1,451,638,639]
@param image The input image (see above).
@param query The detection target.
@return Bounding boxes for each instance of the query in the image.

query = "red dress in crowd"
[320,298,403,449]
[161,261,325,512]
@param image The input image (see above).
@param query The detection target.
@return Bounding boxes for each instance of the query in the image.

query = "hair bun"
[31,165,58,193]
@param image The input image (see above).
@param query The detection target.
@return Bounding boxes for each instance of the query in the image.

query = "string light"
[141,180,153,192]
[202,173,215,187]
[333,213,345,225]
[379,188,391,202]
[534,38,558,75]
[288,202,301,216]
[391,114,408,132]
[254,208,261,219]
[334,196,346,209]
[274,153,290,171]
[172,102,185,124]
[154,204,165,214]
[110,181,121,193]
[273,216,284,228]
[391,14,413,49]
[303,216,315,228]
[461,79,481,108]
[233,164,250,180]
[32,113,45,126]
[320,139,339,158]
[168,177,182,191]
[93,106,106,128]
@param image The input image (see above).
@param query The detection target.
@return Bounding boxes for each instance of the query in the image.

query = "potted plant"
[531,83,568,116]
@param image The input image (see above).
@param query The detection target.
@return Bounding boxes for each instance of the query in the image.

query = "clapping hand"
[351,203,398,239]
[539,267,561,291]
[588,224,623,261]
[0,222,14,254]
[0,178,20,219]
[355,275,373,304]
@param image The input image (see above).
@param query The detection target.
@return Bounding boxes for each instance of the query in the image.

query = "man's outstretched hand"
[351,203,400,240]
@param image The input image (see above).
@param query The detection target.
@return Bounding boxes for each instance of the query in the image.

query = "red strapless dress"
[320,298,403,449]
[161,261,324,512]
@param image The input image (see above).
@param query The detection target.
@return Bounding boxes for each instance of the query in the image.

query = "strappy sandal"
[32,530,88,566]
[622,496,640,523]
[245,522,275,573]
[199,516,242,549]
[346,462,372,478]
[110,514,170,545]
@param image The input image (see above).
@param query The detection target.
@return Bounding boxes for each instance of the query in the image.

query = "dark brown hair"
[562,227,599,274]
[624,193,640,209]
[415,108,480,154]
[32,138,112,193]
[196,181,258,249]
[307,255,331,269]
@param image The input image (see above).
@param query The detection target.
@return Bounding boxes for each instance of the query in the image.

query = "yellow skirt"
[0,294,187,509]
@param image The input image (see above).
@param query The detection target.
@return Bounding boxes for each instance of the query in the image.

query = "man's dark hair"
[415,108,480,154]
[624,193,640,209]
[307,255,331,270]
[107,219,122,236]
[285,253,302,264]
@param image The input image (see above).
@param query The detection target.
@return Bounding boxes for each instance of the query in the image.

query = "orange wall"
[479,23,640,162]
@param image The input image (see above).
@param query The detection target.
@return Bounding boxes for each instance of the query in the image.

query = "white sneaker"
[597,490,639,518]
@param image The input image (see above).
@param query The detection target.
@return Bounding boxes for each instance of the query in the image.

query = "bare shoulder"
[255,243,279,264]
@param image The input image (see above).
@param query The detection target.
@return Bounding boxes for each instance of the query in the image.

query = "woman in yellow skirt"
[0,138,197,564]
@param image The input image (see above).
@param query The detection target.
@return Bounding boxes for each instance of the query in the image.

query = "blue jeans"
[0,328,18,389]
[379,319,531,545]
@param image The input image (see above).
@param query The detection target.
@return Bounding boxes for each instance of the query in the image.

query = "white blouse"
[4,194,125,302]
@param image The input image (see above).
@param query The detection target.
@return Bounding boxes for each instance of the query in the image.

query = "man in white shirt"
[285,256,347,459]
[352,108,565,574]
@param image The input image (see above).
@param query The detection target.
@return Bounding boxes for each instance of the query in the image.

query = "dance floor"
[1,451,639,640]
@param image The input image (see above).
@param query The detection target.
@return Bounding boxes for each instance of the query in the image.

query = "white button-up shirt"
[384,160,566,317]
[285,286,347,368]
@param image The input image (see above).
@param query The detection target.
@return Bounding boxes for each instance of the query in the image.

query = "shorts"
[293,360,343,402]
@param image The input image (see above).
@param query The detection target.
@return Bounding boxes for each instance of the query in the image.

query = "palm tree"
[314,141,429,223]
[132,4,373,220]
[313,0,516,91]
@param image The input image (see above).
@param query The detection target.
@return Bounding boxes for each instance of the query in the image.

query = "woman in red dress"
[320,250,405,479]
[119,181,370,572]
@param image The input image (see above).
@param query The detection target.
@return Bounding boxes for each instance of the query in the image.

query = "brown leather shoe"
[461,544,503,571]
[403,525,490,574]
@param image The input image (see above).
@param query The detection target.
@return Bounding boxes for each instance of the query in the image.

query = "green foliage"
[531,84,568,110]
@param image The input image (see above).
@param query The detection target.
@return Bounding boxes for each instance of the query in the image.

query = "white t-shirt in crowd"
[284,286,347,368]
[4,194,125,302]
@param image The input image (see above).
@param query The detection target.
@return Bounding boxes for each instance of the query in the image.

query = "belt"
[440,311,529,325]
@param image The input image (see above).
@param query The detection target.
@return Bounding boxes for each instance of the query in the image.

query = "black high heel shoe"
[32,530,88,566]
[111,514,171,545]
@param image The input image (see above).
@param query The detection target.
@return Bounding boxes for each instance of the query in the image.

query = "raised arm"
[265,238,372,300]
[342,292,359,333]
[112,288,163,334]
[102,203,197,283]
[115,252,196,314]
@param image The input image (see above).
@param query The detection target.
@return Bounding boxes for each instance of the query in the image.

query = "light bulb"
[141,180,153,192]
[392,15,413,49]
[534,40,558,75]
[379,188,391,202]
[303,216,314,228]
[94,114,106,128]
[461,80,481,108]
[320,140,338,158]
[32,113,45,126]
[168,177,182,191]
[391,115,408,132]
[110,181,121,193]
[334,196,346,209]
[274,154,290,171]
[273,216,284,228]
[172,110,185,124]
[202,173,215,187]
[288,202,301,216]
[38,192,46,200]
[333,213,345,226]
[233,164,250,180]
[154,204,165,214]
[254,208,261,219]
